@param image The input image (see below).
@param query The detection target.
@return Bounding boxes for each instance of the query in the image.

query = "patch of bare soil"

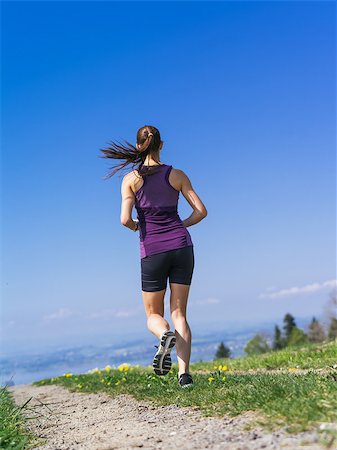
[8,383,330,450]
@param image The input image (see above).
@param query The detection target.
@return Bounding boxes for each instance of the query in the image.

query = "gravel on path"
[8,383,331,450]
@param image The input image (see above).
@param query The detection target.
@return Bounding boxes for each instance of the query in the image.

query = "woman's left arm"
[120,174,139,232]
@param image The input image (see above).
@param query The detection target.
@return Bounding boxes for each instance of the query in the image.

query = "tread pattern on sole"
[152,331,176,376]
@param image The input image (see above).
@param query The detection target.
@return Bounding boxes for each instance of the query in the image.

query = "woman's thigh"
[142,288,166,318]
[141,251,172,292]
[168,246,195,318]
[168,246,194,286]
[169,283,191,318]
[140,251,171,317]
[140,246,195,318]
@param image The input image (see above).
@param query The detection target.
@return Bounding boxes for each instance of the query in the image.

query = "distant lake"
[1,328,258,386]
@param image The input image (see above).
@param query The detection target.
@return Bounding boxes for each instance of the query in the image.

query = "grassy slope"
[192,339,337,371]
[0,385,43,450]
[33,340,337,432]
[1,340,336,449]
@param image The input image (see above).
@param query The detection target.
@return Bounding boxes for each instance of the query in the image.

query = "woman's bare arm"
[120,173,138,231]
[178,170,208,228]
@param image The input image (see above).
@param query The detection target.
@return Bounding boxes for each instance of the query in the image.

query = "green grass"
[2,340,337,449]
[0,385,45,450]
[33,366,337,433]
[192,339,337,372]
[33,341,337,434]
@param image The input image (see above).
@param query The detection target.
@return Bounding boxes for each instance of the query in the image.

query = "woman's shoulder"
[170,166,188,179]
[123,166,143,180]
[168,166,189,193]
[124,164,186,184]
[171,166,184,173]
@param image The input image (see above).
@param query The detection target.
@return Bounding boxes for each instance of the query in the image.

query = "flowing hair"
[99,125,163,180]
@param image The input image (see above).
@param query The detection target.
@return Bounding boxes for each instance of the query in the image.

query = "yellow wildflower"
[208,376,215,382]
[122,377,127,381]
[64,373,73,377]
[216,365,228,371]
[213,365,218,369]
[105,365,112,372]
[115,380,121,385]
[101,379,105,383]
[107,382,111,385]
[118,363,130,372]
[222,376,226,381]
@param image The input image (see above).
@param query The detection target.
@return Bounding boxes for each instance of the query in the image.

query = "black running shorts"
[141,245,195,292]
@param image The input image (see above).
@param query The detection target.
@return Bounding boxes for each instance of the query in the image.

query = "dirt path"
[8,383,330,450]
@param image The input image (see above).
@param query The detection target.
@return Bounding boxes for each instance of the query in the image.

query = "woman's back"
[134,163,193,259]
[101,125,208,385]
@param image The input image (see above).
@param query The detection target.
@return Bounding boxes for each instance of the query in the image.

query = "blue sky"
[1,1,336,355]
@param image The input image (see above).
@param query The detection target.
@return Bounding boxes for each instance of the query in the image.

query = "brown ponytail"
[99,125,163,180]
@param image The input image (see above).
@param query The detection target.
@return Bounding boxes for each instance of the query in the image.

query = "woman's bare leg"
[142,288,170,338]
[169,282,192,376]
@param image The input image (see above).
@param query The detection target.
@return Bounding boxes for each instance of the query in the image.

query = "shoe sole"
[178,376,194,388]
[153,331,176,376]
[179,381,194,388]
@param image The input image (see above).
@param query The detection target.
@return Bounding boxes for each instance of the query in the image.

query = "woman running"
[99,125,208,388]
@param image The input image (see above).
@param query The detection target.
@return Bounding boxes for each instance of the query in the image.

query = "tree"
[307,317,326,343]
[215,341,231,359]
[283,313,297,345]
[328,317,337,340]
[272,325,286,350]
[244,334,271,356]
[287,326,308,347]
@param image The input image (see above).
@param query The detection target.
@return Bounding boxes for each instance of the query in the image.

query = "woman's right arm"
[179,170,208,228]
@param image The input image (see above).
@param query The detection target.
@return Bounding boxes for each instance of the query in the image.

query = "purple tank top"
[135,163,193,259]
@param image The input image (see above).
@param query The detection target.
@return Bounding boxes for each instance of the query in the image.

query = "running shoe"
[178,372,194,388]
[152,330,176,376]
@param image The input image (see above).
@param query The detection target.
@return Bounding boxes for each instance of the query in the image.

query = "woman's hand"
[121,218,139,231]
[133,219,139,232]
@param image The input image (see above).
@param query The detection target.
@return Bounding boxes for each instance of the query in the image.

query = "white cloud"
[42,306,142,322]
[259,279,337,299]
[43,308,75,321]
[114,309,138,318]
[85,307,142,320]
